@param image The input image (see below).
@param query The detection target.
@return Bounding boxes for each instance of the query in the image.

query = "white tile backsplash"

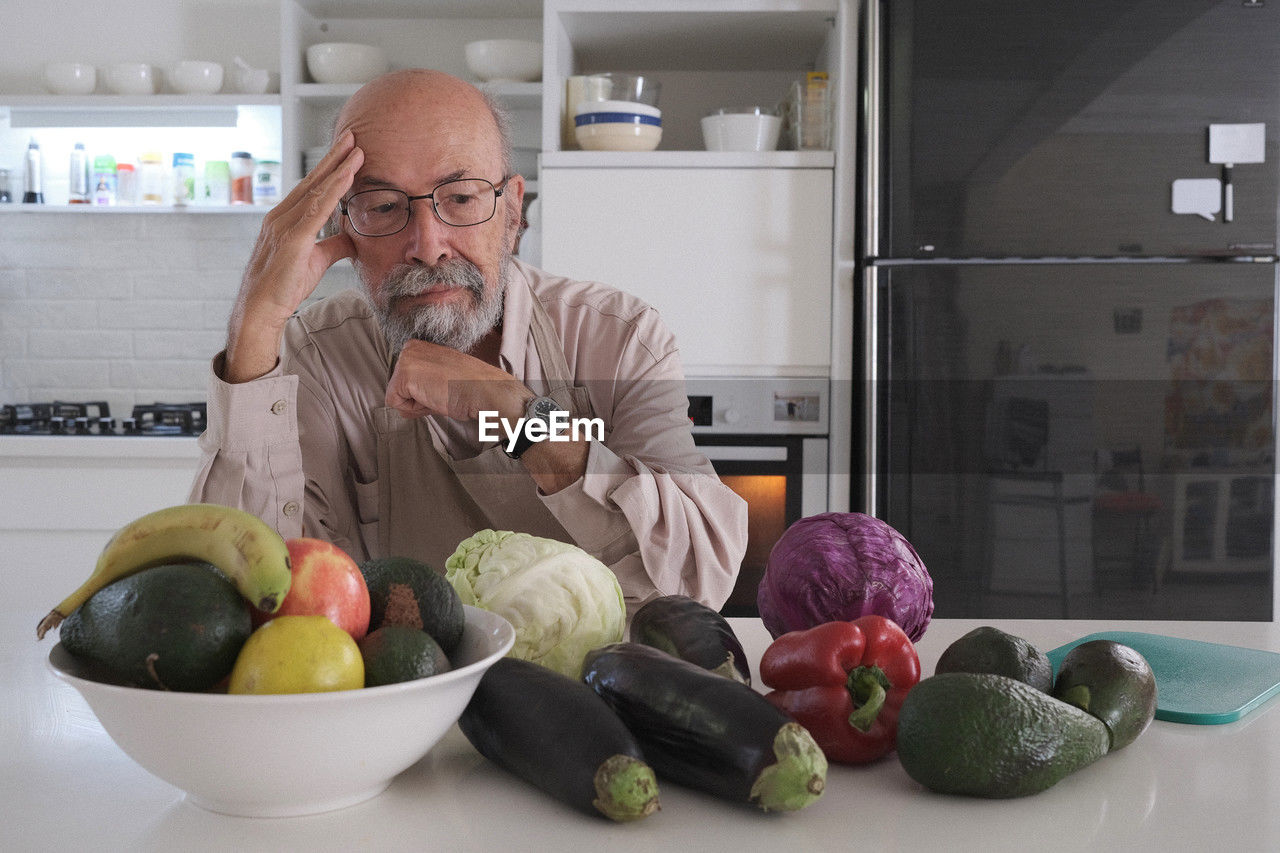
[0,210,357,417]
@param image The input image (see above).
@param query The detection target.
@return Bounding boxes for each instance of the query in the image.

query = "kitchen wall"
[0,211,356,415]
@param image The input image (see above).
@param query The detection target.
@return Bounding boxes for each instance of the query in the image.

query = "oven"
[687,378,830,616]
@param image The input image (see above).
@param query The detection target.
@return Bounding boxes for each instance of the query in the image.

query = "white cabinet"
[537,0,851,379]
[541,166,832,374]
[280,0,543,186]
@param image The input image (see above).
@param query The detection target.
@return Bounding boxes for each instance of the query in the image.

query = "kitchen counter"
[4,610,1279,851]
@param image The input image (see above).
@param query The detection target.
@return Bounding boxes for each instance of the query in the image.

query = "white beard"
[360,254,508,354]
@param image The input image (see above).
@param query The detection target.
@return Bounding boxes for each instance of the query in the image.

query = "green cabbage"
[444,529,625,678]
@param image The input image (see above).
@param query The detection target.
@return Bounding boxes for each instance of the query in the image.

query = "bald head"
[335,69,511,175]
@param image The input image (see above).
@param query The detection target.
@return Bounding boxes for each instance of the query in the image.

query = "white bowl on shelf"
[47,606,515,818]
[701,108,783,152]
[104,63,156,96]
[305,42,388,85]
[43,62,96,95]
[464,39,542,83]
[169,61,224,95]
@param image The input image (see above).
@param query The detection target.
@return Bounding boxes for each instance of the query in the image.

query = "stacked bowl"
[573,73,662,152]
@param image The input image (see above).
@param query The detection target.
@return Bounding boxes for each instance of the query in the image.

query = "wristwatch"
[504,394,562,460]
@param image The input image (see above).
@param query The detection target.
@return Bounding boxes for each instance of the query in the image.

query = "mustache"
[380,259,487,306]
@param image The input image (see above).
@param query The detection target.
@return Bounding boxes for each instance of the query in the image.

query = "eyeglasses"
[339,176,510,237]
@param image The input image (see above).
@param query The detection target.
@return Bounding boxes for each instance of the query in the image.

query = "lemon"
[227,615,364,694]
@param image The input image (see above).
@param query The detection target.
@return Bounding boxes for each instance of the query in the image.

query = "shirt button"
[270,399,288,415]
[282,500,300,517]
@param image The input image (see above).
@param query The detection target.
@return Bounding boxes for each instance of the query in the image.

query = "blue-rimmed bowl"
[574,100,663,151]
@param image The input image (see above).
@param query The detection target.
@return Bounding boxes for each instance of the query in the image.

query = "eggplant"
[630,594,752,685]
[458,657,660,822]
[581,642,827,812]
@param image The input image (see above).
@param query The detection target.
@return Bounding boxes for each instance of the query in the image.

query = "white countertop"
[0,435,201,460]
[6,608,1280,851]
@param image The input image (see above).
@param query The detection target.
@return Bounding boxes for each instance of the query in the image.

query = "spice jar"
[230,151,254,205]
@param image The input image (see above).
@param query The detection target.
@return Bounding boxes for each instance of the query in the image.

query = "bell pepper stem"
[846,665,891,732]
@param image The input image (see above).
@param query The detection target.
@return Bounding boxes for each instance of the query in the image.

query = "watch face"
[529,396,559,420]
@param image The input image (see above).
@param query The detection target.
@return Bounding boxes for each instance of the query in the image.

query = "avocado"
[896,672,1110,798]
[59,562,252,692]
[1053,640,1157,751]
[359,556,465,655]
[934,625,1053,692]
[358,624,451,687]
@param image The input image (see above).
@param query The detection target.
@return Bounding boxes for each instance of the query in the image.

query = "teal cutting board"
[1045,631,1280,725]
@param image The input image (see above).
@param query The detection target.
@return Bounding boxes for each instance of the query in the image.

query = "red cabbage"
[757,512,933,641]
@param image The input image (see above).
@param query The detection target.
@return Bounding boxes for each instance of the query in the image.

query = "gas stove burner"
[130,402,207,436]
[0,401,207,436]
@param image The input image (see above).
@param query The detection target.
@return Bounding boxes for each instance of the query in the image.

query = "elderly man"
[190,69,747,612]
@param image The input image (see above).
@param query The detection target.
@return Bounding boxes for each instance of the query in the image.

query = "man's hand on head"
[224,130,364,384]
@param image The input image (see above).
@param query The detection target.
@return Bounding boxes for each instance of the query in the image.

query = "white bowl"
[575,121,663,152]
[169,61,224,95]
[464,39,542,83]
[43,62,96,95]
[701,110,783,152]
[306,42,388,85]
[105,63,156,95]
[48,605,515,817]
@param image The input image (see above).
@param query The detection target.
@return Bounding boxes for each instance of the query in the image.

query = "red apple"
[252,537,371,640]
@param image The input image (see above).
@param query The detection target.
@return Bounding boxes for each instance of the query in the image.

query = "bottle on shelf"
[0,168,12,203]
[69,143,90,205]
[92,155,117,206]
[138,152,165,205]
[230,151,254,205]
[116,162,136,205]
[22,138,44,204]
[172,152,195,207]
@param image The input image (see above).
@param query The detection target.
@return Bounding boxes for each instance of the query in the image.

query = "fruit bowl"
[47,605,514,817]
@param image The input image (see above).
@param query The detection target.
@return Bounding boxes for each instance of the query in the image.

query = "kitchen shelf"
[1,95,281,128]
[293,81,541,109]
[542,150,834,169]
[0,204,270,214]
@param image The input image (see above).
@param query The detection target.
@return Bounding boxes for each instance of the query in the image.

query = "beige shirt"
[190,259,747,612]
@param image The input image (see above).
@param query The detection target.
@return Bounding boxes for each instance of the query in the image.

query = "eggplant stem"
[749,722,828,812]
[846,665,891,732]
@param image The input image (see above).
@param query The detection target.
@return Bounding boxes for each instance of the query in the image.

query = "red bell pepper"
[759,615,921,764]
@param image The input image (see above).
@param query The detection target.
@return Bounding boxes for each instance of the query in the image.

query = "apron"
[369,283,595,569]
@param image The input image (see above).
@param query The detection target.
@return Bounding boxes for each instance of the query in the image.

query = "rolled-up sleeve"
[538,331,747,614]
[188,352,306,538]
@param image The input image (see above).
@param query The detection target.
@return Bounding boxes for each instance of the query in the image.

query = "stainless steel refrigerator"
[859,0,1278,619]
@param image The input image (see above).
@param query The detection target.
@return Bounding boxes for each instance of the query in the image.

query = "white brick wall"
[0,210,356,417]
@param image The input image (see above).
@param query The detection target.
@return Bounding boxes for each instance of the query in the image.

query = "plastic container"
[92,155,117,206]
[203,160,230,206]
[230,151,254,205]
[69,143,90,204]
[172,152,195,207]
[138,152,165,205]
[253,159,281,206]
[115,162,136,205]
[0,168,11,203]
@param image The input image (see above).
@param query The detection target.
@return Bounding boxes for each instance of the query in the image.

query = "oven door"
[697,435,829,616]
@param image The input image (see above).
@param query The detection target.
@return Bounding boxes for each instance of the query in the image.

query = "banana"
[36,503,293,640]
